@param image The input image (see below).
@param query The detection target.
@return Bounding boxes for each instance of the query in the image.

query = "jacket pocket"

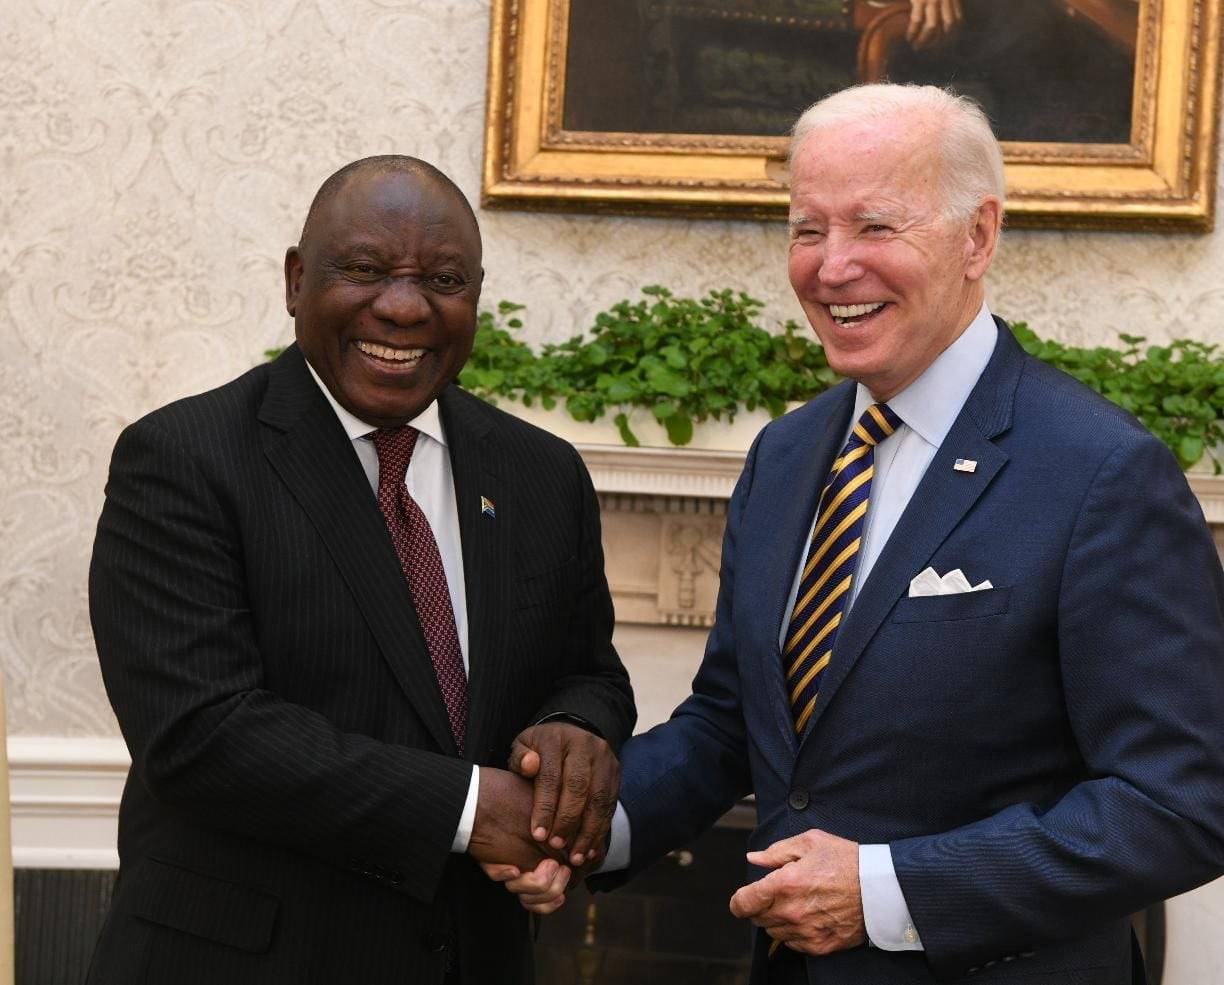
[131,857,279,953]
[891,586,1012,623]
[515,556,577,610]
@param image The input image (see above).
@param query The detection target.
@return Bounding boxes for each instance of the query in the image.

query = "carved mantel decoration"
[579,443,1224,627]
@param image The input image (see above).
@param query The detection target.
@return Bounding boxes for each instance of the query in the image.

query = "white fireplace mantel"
[577,442,1224,519]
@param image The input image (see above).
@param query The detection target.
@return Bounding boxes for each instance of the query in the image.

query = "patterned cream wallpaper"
[1,0,1222,735]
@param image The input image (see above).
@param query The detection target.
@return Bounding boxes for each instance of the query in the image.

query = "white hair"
[790,84,1006,222]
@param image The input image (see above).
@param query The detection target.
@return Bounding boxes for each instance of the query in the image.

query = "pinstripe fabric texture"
[785,403,900,737]
[86,344,634,985]
[373,426,469,751]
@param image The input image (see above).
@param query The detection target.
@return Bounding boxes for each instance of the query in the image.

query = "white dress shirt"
[306,363,480,853]
[603,304,999,949]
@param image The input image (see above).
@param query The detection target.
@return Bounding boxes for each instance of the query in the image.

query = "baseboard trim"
[7,736,129,869]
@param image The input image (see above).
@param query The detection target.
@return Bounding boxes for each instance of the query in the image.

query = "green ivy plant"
[461,288,837,446]
[1009,324,1223,472]
[458,289,1222,471]
[269,286,1223,472]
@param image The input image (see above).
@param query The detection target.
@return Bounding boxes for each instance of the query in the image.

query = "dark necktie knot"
[372,425,421,496]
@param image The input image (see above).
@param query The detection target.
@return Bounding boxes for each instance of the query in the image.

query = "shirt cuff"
[859,843,922,950]
[451,765,479,853]
[593,801,632,873]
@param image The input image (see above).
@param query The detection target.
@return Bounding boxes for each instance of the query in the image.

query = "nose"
[816,231,863,288]
[369,276,430,327]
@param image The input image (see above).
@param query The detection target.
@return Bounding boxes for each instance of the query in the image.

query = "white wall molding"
[7,736,129,869]
[580,444,745,500]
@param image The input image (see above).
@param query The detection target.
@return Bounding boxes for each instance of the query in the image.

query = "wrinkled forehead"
[789,120,945,218]
[308,169,481,258]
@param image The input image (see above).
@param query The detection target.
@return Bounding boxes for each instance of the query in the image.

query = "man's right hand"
[468,767,567,873]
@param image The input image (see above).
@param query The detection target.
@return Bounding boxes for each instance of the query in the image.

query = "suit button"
[788,789,809,810]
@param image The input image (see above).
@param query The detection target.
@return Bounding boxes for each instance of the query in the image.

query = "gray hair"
[790,84,1005,222]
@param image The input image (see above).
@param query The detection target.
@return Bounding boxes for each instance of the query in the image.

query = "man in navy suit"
[503,84,1224,983]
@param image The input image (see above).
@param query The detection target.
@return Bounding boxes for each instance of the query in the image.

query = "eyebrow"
[328,243,472,266]
[855,209,903,223]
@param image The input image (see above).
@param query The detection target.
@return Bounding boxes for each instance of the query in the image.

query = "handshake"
[467,721,619,914]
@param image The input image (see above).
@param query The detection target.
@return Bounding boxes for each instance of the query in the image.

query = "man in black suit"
[87,156,635,985]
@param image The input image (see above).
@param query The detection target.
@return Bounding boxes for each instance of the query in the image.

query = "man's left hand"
[509,722,620,866]
[729,829,866,956]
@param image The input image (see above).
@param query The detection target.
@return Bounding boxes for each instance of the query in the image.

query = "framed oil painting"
[483,0,1221,230]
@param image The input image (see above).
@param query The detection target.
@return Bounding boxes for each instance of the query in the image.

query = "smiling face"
[787,113,999,401]
[284,168,483,427]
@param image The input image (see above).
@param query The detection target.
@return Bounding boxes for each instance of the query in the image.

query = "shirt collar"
[304,357,447,448]
[853,302,997,449]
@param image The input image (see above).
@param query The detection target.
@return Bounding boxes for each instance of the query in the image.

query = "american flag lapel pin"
[480,495,496,518]
[953,458,978,473]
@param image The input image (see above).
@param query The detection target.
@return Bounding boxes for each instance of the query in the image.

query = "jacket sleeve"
[592,435,763,887]
[890,431,1224,980]
[531,446,636,751]
[90,417,472,904]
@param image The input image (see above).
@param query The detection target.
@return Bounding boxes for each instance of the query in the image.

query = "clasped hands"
[467,722,618,914]
[468,724,867,952]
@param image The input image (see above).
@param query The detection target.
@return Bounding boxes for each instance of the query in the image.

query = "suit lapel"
[438,387,510,764]
[803,323,1025,736]
[753,384,856,757]
[258,346,458,755]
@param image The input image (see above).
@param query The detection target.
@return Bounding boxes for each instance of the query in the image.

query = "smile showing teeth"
[828,302,886,324]
[356,341,425,364]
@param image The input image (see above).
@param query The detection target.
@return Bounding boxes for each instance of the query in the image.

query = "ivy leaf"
[604,379,636,403]
[614,412,640,447]
[652,401,677,422]
[664,412,694,446]
[646,365,691,397]
[660,344,687,368]
[1179,435,1205,468]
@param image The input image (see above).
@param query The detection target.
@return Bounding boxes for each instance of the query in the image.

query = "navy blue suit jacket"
[607,323,1224,983]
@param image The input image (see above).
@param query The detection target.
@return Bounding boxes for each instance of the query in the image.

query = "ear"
[964,197,1002,282]
[284,246,303,316]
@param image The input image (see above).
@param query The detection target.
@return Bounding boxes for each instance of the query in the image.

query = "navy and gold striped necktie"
[785,402,902,737]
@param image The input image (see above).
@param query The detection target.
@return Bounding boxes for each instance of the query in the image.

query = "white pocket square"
[908,567,993,597]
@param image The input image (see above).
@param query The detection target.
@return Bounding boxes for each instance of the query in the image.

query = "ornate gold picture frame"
[483,0,1221,230]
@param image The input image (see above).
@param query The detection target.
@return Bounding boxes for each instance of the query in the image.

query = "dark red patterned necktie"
[371,426,468,752]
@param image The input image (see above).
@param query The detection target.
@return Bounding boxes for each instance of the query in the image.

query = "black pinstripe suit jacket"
[87,344,635,985]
